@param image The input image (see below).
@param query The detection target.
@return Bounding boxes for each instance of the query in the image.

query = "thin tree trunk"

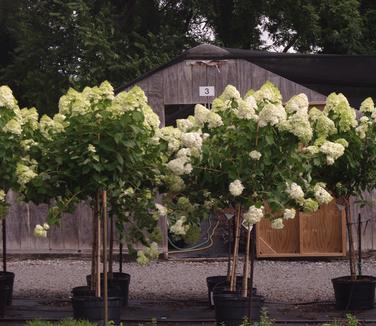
[91,199,98,291]
[2,219,6,272]
[119,241,123,273]
[229,204,241,292]
[345,201,356,281]
[226,217,232,282]
[102,190,109,325]
[109,215,114,279]
[248,227,256,322]
[95,191,101,297]
[242,226,251,297]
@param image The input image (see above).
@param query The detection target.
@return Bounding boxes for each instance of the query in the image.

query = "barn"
[4,44,376,258]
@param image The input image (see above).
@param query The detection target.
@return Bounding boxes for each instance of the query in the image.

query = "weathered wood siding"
[129,59,327,127]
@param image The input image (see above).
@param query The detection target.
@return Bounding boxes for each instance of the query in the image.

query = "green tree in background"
[0,0,375,115]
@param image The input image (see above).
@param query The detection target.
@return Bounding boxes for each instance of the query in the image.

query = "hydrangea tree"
[161,82,342,297]
[307,94,376,280]
[0,86,40,271]
[25,82,164,295]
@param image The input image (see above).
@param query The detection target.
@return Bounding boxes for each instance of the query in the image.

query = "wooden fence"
[2,191,376,255]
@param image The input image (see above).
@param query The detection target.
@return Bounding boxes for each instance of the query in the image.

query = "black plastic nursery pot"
[0,271,14,305]
[214,291,264,326]
[0,275,8,317]
[71,295,122,325]
[206,276,257,308]
[86,272,130,306]
[332,275,376,310]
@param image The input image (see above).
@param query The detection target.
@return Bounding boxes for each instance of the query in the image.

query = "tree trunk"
[90,199,98,292]
[95,192,101,297]
[2,219,6,272]
[102,190,109,325]
[345,202,357,281]
[226,217,232,282]
[108,215,114,279]
[241,226,251,297]
[229,204,241,292]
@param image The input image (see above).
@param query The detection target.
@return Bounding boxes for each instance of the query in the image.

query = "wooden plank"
[163,65,179,105]
[27,202,50,251]
[177,62,193,104]
[191,63,207,104]
[77,203,93,251]
[61,210,80,252]
[236,60,251,96]
[6,191,22,250]
[300,200,345,254]
[257,216,300,256]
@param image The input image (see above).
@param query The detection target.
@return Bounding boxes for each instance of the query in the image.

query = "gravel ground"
[7,257,376,303]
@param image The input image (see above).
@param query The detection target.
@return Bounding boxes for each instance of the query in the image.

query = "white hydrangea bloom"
[271,218,284,229]
[155,203,167,216]
[159,127,182,153]
[324,93,357,132]
[143,106,160,130]
[176,148,191,158]
[87,144,96,153]
[207,111,223,128]
[319,141,345,165]
[314,184,333,205]
[281,110,313,143]
[170,216,190,236]
[283,208,296,220]
[286,182,305,202]
[0,86,17,109]
[2,119,22,135]
[303,145,320,155]
[43,223,50,231]
[258,103,286,127]
[355,117,370,139]
[249,150,262,160]
[253,82,282,104]
[236,99,258,121]
[220,85,241,101]
[167,156,192,175]
[181,132,202,150]
[194,104,210,125]
[16,163,37,186]
[360,97,375,114]
[33,224,47,238]
[285,94,309,114]
[20,108,39,130]
[243,205,264,225]
[176,118,194,132]
[229,179,244,197]
[0,190,5,202]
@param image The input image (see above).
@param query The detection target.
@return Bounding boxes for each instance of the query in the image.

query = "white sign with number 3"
[199,86,215,97]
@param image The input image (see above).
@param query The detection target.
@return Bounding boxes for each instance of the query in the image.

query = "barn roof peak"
[185,43,230,56]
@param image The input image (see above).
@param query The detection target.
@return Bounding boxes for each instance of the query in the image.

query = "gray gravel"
[7,257,376,303]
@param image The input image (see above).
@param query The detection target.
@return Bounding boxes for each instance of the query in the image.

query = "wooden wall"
[257,200,347,257]
[130,59,327,127]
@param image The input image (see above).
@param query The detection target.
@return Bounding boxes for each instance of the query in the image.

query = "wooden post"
[102,190,108,325]
[345,202,356,280]
[226,217,232,282]
[119,242,123,274]
[2,219,6,272]
[230,205,241,292]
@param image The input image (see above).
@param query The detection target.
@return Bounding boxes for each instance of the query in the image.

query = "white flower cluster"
[176,117,195,132]
[283,208,296,220]
[286,182,305,203]
[360,97,375,114]
[249,150,262,160]
[253,82,282,104]
[167,156,192,175]
[0,190,5,202]
[159,127,182,153]
[324,93,357,132]
[319,141,345,165]
[271,218,284,229]
[193,104,223,129]
[229,179,244,197]
[219,85,241,101]
[285,94,309,115]
[136,242,159,266]
[155,203,167,216]
[314,184,333,205]
[16,162,38,186]
[2,119,22,135]
[355,116,371,139]
[170,216,190,236]
[181,132,202,150]
[33,223,50,238]
[235,98,258,121]
[243,205,264,225]
[258,103,286,128]
[0,86,17,109]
